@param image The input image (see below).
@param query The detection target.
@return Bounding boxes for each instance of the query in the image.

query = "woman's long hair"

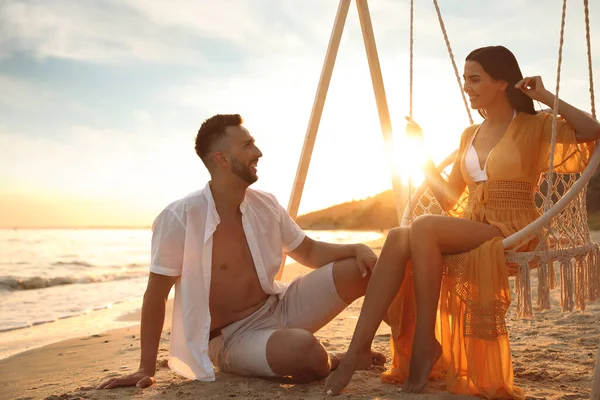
[466,46,536,118]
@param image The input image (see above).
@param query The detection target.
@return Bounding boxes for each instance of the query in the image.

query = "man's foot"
[401,340,442,393]
[324,349,386,395]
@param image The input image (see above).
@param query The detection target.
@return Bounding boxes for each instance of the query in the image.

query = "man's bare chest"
[211,222,256,277]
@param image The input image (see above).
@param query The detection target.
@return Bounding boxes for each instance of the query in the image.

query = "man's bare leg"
[265,257,388,383]
[324,227,411,395]
[266,329,385,382]
[402,215,502,393]
[266,329,332,382]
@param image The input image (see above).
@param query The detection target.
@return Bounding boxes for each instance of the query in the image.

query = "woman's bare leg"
[402,215,502,393]
[324,227,411,395]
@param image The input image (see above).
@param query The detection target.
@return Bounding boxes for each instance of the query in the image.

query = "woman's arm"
[406,118,467,212]
[516,76,600,142]
[423,156,466,212]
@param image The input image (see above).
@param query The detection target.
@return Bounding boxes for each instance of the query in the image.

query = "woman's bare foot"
[401,340,442,393]
[324,349,386,395]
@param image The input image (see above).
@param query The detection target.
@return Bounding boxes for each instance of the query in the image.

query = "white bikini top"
[464,110,517,182]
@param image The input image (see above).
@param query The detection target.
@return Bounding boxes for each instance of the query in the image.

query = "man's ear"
[213,152,228,167]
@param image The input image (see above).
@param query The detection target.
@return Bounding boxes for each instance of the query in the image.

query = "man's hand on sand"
[98,369,155,389]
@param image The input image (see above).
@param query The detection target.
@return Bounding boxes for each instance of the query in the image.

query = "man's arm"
[98,273,176,389]
[138,273,176,374]
[287,237,377,276]
[274,194,376,275]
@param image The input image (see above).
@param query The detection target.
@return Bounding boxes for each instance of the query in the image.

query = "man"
[99,114,385,389]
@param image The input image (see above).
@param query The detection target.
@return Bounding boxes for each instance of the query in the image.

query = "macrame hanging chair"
[402,0,600,318]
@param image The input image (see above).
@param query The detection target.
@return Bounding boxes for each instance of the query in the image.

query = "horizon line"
[0,226,153,230]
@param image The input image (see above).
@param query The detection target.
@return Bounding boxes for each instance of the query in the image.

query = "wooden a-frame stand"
[276,0,408,280]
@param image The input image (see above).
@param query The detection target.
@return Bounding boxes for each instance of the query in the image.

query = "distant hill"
[296,191,398,230]
[297,169,600,230]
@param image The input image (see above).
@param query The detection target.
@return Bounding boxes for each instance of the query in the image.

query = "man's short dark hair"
[195,114,243,167]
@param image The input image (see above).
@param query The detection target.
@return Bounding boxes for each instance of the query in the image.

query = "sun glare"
[391,131,426,188]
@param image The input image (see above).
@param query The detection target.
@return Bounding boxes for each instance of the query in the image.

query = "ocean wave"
[50,260,94,267]
[0,271,148,291]
[0,323,32,333]
[0,301,131,333]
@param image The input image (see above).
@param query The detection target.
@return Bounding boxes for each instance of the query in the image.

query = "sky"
[0,0,598,228]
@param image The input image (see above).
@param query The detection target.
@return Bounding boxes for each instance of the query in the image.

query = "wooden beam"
[275,0,351,281]
[356,0,407,224]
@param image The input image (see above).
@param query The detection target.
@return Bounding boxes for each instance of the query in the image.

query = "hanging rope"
[409,0,414,121]
[407,0,415,200]
[432,0,473,125]
[545,0,568,212]
[584,0,596,120]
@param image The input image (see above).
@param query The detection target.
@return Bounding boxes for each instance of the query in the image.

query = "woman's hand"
[514,76,552,104]
[405,116,424,141]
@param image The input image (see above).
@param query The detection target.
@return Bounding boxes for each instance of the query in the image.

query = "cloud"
[0,74,53,109]
[1,0,597,67]
[0,0,205,64]
[0,0,339,65]
[0,74,98,124]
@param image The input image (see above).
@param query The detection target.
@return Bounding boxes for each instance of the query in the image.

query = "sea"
[0,228,383,359]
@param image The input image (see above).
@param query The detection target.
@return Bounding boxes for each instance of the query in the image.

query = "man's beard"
[230,156,258,184]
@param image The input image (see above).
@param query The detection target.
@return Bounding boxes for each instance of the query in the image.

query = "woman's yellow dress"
[382,112,596,399]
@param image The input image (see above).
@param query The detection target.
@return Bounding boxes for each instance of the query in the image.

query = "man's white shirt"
[149,183,306,381]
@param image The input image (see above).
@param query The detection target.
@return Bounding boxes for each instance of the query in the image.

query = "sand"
[2,233,599,400]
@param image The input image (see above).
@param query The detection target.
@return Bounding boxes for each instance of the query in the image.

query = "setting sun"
[392,128,426,188]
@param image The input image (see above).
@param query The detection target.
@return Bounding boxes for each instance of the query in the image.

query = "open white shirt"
[149,183,306,381]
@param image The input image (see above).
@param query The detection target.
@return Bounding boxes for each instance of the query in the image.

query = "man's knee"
[290,330,329,375]
[333,258,364,281]
[268,329,329,381]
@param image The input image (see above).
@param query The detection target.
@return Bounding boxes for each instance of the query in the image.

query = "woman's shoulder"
[512,111,548,136]
[459,123,479,144]
[516,111,569,137]
[517,110,553,125]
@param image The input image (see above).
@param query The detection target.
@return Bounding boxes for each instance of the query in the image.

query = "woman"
[324,46,599,398]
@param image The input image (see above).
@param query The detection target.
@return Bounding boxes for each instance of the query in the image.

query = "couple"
[100,46,599,398]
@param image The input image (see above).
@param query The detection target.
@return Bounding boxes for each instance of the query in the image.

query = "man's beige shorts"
[208,262,347,377]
